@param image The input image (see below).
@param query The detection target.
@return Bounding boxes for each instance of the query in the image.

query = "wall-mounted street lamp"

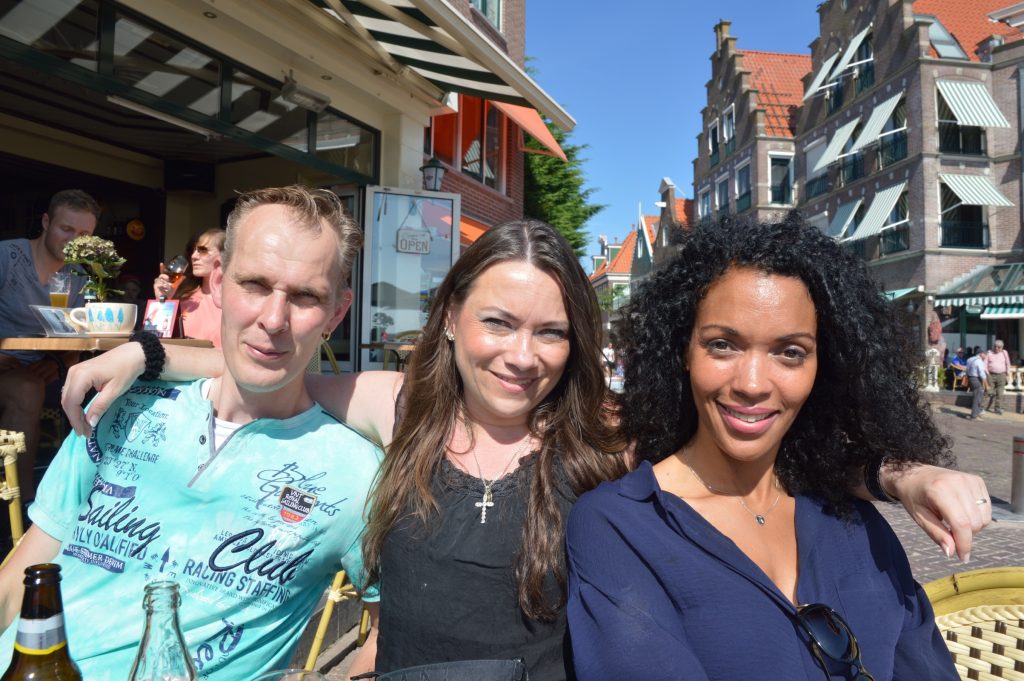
[420,157,445,191]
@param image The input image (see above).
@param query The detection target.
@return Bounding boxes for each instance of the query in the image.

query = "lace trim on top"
[438,452,537,499]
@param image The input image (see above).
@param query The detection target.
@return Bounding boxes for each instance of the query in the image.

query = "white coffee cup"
[69,302,137,334]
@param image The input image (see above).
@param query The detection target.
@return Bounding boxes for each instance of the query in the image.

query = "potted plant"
[63,235,126,302]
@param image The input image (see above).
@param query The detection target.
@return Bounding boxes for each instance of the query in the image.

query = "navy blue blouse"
[565,462,957,681]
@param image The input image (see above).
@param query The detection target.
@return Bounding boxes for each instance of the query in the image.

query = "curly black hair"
[615,212,951,513]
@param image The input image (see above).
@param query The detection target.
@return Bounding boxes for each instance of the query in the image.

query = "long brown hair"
[175,228,226,301]
[363,219,628,620]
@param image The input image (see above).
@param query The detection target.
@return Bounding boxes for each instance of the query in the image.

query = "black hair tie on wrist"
[865,456,899,503]
[129,330,166,382]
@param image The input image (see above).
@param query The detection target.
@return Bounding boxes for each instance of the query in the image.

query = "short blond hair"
[224,186,362,292]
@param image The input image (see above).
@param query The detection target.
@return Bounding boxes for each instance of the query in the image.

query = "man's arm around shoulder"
[0,526,61,630]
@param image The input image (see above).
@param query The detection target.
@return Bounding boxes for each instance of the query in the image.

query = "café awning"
[849,91,903,152]
[459,215,488,244]
[935,263,1024,306]
[826,198,862,239]
[316,0,575,131]
[830,25,872,80]
[843,182,906,242]
[936,79,1010,128]
[803,52,840,100]
[939,173,1014,207]
[982,306,1024,319]
[492,101,567,161]
[813,117,860,173]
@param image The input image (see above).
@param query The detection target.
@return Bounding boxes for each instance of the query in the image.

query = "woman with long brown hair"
[61,219,990,680]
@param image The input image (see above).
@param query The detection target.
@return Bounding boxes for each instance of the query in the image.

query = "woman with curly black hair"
[566,214,961,680]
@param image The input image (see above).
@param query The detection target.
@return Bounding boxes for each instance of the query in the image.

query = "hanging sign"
[396,227,431,255]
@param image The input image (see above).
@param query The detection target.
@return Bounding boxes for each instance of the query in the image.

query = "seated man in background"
[0,186,380,679]
[0,189,97,500]
[948,347,967,390]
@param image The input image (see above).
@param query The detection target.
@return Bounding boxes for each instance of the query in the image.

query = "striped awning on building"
[843,182,906,242]
[813,117,860,173]
[849,91,903,152]
[939,173,1014,207]
[982,306,1024,319]
[830,24,872,79]
[935,263,1024,306]
[826,198,862,239]
[316,0,574,131]
[936,79,1010,128]
[803,52,840,100]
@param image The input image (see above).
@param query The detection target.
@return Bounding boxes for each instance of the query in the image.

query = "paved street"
[875,399,1024,586]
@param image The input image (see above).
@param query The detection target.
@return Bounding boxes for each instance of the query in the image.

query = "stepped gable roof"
[915,0,1022,61]
[738,49,811,138]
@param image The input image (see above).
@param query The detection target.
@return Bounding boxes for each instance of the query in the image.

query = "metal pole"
[1013,435,1024,514]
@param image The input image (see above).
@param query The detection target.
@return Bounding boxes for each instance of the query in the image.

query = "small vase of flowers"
[63,235,126,302]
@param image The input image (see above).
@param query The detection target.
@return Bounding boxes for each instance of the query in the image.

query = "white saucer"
[85,331,133,337]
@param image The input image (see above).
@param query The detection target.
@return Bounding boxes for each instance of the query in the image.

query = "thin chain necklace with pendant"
[463,430,532,524]
[684,459,782,526]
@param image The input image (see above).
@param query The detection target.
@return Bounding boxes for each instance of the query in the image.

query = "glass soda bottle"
[127,582,196,681]
[0,563,82,680]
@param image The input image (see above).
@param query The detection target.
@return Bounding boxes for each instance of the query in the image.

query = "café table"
[0,336,213,352]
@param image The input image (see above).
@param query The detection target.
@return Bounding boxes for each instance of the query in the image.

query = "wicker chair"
[0,430,25,565]
[303,343,372,671]
[924,567,1024,680]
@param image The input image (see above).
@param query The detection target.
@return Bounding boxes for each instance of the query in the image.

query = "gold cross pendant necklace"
[470,434,532,524]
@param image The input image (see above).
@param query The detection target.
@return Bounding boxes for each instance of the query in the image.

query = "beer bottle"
[1,563,82,680]
[127,581,196,681]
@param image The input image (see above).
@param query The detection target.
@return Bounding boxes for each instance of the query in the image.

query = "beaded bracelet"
[128,330,166,381]
[864,456,899,503]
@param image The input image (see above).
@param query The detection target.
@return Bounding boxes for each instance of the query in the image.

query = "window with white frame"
[470,0,500,29]
[426,94,506,191]
[709,121,720,156]
[769,155,793,205]
[723,106,735,152]
[716,177,729,215]
[699,189,712,219]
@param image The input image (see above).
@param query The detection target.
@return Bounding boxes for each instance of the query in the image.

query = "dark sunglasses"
[795,603,875,681]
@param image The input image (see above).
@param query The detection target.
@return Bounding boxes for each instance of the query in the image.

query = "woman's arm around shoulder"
[305,370,404,447]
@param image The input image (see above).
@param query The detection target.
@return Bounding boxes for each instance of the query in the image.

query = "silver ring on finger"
[976,497,989,505]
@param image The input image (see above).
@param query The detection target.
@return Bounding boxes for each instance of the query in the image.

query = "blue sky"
[526,1,821,268]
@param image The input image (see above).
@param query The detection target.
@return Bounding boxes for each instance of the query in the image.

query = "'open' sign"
[396,228,431,255]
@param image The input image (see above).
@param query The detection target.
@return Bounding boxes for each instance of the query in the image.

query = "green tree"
[523,122,604,256]
[595,284,627,314]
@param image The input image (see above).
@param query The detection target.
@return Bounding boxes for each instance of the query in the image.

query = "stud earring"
[321,331,331,341]
[445,329,455,341]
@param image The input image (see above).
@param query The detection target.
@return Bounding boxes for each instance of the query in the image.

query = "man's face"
[41,207,97,262]
[211,204,351,397]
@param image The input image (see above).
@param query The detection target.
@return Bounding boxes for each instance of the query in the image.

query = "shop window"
[459,96,504,190]
[2,0,100,71]
[113,13,221,117]
[470,0,500,29]
[231,70,309,151]
[315,110,375,177]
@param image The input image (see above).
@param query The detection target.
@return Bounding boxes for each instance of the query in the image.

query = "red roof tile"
[590,232,637,282]
[738,50,811,138]
[674,198,695,227]
[914,0,1023,61]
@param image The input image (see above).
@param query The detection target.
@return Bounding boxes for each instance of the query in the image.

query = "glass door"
[360,187,461,369]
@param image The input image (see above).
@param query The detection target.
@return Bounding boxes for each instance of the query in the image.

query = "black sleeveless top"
[375,454,577,681]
